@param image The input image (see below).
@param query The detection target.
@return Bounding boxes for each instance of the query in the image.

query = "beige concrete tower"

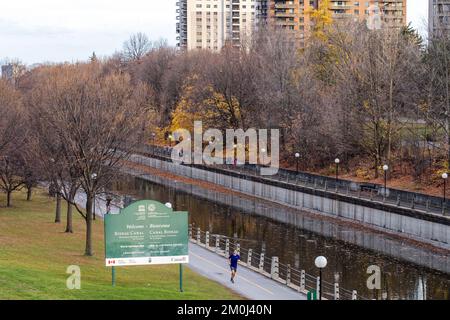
[178,0,259,51]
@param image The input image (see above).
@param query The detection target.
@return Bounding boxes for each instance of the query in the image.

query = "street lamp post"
[91,173,97,220]
[151,132,156,154]
[383,165,389,199]
[334,158,340,182]
[208,140,213,163]
[166,202,183,292]
[315,256,328,300]
[442,173,448,205]
[295,153,300,174]
[261,148,266,166]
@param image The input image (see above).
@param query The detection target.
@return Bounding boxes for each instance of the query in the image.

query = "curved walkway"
[188,243,306,300]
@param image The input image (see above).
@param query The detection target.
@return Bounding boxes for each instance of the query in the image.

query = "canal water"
[111,175,450,300]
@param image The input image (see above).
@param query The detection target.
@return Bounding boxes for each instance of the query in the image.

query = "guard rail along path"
[126,145,450,250]
[189,225,366,300]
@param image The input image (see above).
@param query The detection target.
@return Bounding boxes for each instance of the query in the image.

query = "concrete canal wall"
[128,155,450,252]
[122,165,450,275]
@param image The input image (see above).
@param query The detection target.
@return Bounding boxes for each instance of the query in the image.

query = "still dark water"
[111,176,450,300]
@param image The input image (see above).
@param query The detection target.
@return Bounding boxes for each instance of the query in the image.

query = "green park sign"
[104,200,189,267]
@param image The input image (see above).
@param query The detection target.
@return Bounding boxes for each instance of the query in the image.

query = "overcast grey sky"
[0,0,428,65]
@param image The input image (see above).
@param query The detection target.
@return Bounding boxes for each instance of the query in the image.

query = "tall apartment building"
[1,65,14,81]
[176,0,262,51]
[1,64,25,86]
[328,0,406,28]
[266,0,316,46]
[429,0,450,36]
[267,0,406,45]
[176,0,188,49]
[177,0,407,50]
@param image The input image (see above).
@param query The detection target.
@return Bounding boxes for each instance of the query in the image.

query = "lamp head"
[315,256,328,269]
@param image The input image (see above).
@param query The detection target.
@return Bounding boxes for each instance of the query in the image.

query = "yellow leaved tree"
[307,0,333,41]
[169,83,199,133]
[168,75,243,136]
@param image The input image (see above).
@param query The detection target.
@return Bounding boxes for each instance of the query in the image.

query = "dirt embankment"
[280,159,445,198]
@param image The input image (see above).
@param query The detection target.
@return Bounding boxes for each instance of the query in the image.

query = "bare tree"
[0,79,27,206]
[21,144,41,201]
[23,66,77,226]
[29,115,81,231]
[29,63,149,255]
[250,26,304,156]
[325,22,423,177]
[132,45,176,125]
[122,32,151,61]
[0,149,25,207]
[0,80,23,154]
[424,29,450,170]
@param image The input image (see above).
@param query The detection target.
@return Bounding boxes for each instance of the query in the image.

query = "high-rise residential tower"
[267,0,407,45]
[429,0,450,36]
[176,0,261,51]
[176,0,188,50]
[327,0,406,29]
[176,0,408,50]
[1,63,25,86]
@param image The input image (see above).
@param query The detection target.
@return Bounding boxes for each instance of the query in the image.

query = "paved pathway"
[188,243,306,300]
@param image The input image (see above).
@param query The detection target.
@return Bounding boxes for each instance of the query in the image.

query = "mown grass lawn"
[0,188,242,300]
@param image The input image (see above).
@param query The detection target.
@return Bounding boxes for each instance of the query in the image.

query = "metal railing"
[132,144,450,218]
[189,225,367,300]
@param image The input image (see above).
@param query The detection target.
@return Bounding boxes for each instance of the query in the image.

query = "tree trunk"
[84,195,94,256]
[374,121,380,179]
[65,201,73,233]
[65,187,76,233]
[93,194,96,221]
[55,193,61,223]
[445,43,450,171]
[374,154,380,179]
[26,187,32,201]
[6,191,12,207]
